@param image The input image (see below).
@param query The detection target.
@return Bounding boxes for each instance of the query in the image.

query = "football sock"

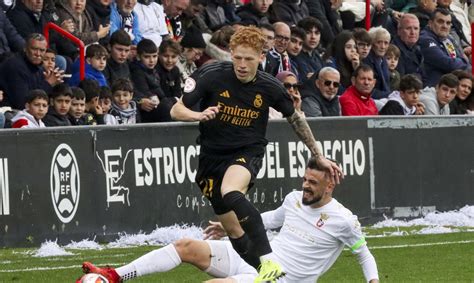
[223,191,272,258]
[229,234,260,269]
[116,244,182,280]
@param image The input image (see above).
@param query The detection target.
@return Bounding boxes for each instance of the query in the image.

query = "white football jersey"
[262,191,366,282]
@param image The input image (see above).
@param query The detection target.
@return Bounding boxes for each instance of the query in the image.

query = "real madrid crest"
[254,94,263,108]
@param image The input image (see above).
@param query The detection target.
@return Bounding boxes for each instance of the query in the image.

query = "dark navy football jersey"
[182,61,295,154]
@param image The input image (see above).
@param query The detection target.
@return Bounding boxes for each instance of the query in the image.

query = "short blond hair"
[229,26,265,53]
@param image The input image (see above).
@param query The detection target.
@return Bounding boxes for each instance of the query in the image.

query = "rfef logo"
[50,144,80,223]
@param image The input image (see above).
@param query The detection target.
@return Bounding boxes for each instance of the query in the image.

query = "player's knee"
[173,238,194,259]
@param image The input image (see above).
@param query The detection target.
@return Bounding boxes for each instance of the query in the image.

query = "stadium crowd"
[0,0,473,129]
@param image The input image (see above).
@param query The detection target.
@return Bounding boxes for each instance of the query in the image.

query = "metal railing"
[43,22,85,81]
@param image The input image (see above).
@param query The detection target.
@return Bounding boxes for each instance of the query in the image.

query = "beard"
[302,189,322,206]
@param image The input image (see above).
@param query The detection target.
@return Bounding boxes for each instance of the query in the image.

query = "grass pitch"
[0,231,473,282]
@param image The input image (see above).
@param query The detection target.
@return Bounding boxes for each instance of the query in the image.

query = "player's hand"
[198,106,219,122]
[203,220,227,240]
[315,156,344,184]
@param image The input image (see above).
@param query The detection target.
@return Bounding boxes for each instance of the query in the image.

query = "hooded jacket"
[379,91,416,115]
[11,110,45,128]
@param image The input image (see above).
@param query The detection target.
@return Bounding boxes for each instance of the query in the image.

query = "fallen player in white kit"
[78,157,379,283]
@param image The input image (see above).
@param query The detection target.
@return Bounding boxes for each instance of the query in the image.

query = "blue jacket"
[109,2,142,45]
[294,49,323,82]
[362,51,391,99]
[419,27,470,87]
[69,60,108,87]
[392,35,424,79]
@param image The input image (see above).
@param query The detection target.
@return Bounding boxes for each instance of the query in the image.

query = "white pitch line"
[0,263,127,273]
[369,240,474,250]
[2,240,474,273]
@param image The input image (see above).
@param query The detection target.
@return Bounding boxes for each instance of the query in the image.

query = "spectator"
[130,38,168,122]
[104,30,131,86]
[353,29,371,62]
[99,85,112,113]
[386,44,401,91]
[70,44,108,87]
[269,0,309,26]
[43,82,73,126]
[201,0,228,32]
[86,0,112,43]
[300,66,341,117]
[161,0,190,40]
[419,8,470,87]
[110,0,142,45]
[419,73,458,115]
[286,26,305,79]
[270,70,302,119]
[156,39,182,121]
[56,0,110,45]
[11,89,48,128]
[104,78,140,124]
[379,74,425,115]
[79,78,105,124]
[0,6,25,59]
[181,0,211,34]
[7,0,76,60]
[177,25,206,85]
[449,69,472,114]
[392,14,425,79]
[323,30,359,89]
[295,16,324,81]
[236,0,272,26]
[409,0,437,29]
[68,87,96,125]
[199,25,233,66]
[363,27,391,99]
[259,23,277,73]
[0,33,63,110]
[266,22,292,76]
[306,0,341,48]
[42,48,56,72]
[134,0,169,47]
[339,65,379,116]
[0,90,4,127]
[436,0,470,55]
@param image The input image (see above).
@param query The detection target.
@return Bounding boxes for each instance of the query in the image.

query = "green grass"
[0,232,473,282]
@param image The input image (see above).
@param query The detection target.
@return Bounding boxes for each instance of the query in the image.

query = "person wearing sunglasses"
[300,67,341,117]
[270,71,302,119]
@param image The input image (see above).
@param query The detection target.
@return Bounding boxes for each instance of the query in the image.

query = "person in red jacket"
[340,65,379,116]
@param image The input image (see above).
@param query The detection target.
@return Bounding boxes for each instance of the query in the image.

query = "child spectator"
[104,30,132,87]
[43,83,73,127]
[156,40,182,122]
[105,78,140,125]
[69,87,96,125]
[79,79,105,124]
[130,39,167,122]
[42,48,56,72]
[69,44,108,87]
[11,89,49,128]
[380,74,425,115]
[99,86,113,114]
[386,44,401,91]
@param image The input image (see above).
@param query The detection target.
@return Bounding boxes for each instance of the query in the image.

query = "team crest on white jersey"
[316,213,329,228]
[50,144,80,223]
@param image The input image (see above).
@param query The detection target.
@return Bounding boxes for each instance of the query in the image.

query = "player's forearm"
[170,99,201,122]
[355,246,379,283]
[286,110,321,157]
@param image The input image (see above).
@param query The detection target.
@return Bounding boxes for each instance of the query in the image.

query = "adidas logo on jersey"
[236,157,246,163]
[219,90,230,98]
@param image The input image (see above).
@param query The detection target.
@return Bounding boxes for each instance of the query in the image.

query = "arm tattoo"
[287,111,321,157]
